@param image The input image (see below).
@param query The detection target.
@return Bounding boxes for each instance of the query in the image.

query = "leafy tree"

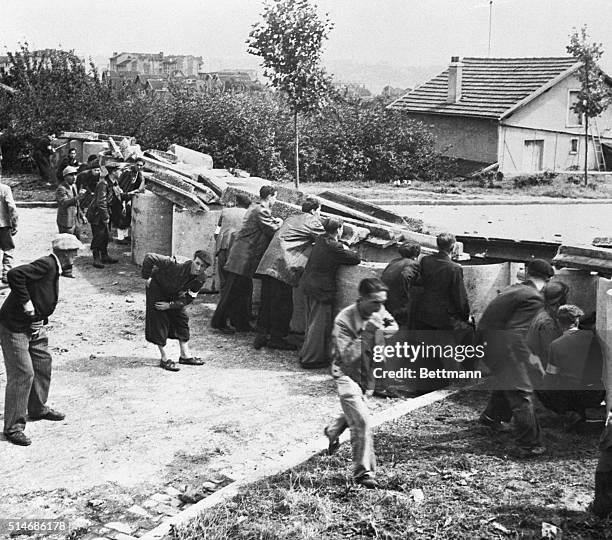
[247,0,333,188]
[566,26,612,185]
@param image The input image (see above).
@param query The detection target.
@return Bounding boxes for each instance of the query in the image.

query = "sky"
[1,0,612,90]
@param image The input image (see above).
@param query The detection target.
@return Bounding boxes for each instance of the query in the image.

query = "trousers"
[326,373,376,479]
[210,272,252,331]
[90,222,109,252]
[299,296,333,367]
[593,424,612,518]
[0,323,52,435]
[256,276,293,338]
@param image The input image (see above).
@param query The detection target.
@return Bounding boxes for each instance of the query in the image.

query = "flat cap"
[526,258,554,279]
[62,165,79,177]
[52,233,84,251]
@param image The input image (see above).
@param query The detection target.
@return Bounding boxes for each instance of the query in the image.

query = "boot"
[92,249,105,269]
[101,249,118,264]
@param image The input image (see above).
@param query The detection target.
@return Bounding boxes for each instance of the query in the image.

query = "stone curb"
[16,201,57,208]
[140,387,459,540]
[371,198,612,206]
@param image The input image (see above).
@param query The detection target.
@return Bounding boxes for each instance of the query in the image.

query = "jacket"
[416,252,469,329]
[86,176,122,225]
[256,212,325,287]
[55,181,82,228]
[0,183,18,230]
[215,206,248,254]
[142,253,203,307]
[301,234,361,303]
[0,255,60,332]
[477,281,544,390]
[224,202,281,277]
[380,257,421,319]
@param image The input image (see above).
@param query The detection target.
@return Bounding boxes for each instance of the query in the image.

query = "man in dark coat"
[415,232,469,331]
[380,241,421,327]
[211,185,282,333]
[299,217,361,369]
[55,166,87,277]
[32,134,56,184]
[478,258,554,456]
[253,197,325,351]
[142,250,212,372]
[117,158,146,243]
[86,164,123,268]
[55,148,80,184]
[76,160,101,213]
[0,234,83,446]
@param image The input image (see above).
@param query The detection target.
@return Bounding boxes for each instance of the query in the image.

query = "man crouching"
[142,250,211,372]
[324,278,398,488]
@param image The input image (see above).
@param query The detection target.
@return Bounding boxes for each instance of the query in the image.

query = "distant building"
[381,85,411,101]
[388,56,612,175]
[198,70,263,93]
[0,55,10,76]
[332,82,373,100]
[109,51,204,77]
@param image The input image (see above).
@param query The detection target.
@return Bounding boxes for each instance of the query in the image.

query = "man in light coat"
[0,178,18,284]
[253,197,325,350]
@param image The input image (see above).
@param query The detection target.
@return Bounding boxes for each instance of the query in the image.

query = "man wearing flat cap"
[55,166,87,277]
[0,233,83,446]
[142,250,212,372]
[477,258,555,457]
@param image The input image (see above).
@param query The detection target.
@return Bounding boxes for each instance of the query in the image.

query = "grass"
[174,388,612,540]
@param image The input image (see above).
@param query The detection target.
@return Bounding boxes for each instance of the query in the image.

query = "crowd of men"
[0,170,610,513]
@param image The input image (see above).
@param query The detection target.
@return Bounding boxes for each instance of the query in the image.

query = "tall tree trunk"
[294,110,299,190]
[584,113,589,187]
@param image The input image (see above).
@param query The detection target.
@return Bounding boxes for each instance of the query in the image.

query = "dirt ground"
[0,207,400,531]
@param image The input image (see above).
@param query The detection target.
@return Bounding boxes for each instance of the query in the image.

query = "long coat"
[215,206,248,254]
[255,212,325,287]
[477,281,544,391]
[416,251,469,329]
[224,202,281,278]
[55,181,82,229]
[86,176,122,226]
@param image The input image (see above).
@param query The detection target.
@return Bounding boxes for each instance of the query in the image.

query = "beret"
[52,233,83,251]
[62,166,79,176]
[526,258,554,279]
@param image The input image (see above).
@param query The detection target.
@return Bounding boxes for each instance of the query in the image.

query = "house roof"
[388,57,580,120]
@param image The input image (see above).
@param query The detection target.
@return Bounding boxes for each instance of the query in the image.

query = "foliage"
[512,171,556,189]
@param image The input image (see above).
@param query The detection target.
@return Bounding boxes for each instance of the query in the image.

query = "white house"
[388,56,612,176]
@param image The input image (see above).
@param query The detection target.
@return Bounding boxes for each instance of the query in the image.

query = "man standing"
[55,166,87,278]
[142,250,212,372]
[253,197,325,350]
[1,233,83,446]
[478,259,554,456]
[76,158,101,212]
[32,134,55,185]
[0,178,18,284]
[55,148,80,184]
[324,278,398,488]
[415,232,469,331]
[117,158,147,243]
[86,164,122,268]
[299,217,361,368]
[211,185,282,333]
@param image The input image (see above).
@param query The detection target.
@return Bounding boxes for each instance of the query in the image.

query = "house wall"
[500,73,612,175]
[403,112,498,163]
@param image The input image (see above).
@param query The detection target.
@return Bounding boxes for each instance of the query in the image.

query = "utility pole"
[488,0,493,57]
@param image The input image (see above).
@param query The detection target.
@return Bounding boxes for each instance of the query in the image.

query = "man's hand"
[23,300,35,316]
[145,278,152,287]
[10,227,17,236]
[155,301,171,311]
[81,216,88,224]
[364,389,374,398]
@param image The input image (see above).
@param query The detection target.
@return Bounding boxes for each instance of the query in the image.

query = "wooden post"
[585,113,589,187]
[294,110,300,190]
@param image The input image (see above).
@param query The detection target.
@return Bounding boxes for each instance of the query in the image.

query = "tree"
[566,26,612,185]
[247,0,333,188]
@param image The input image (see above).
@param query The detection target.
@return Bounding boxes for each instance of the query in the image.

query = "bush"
[512,171,556,188]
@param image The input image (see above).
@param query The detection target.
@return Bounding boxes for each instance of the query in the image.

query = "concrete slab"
[131,192,174,265]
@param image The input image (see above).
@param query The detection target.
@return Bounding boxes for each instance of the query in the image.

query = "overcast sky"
[1,0,612,78]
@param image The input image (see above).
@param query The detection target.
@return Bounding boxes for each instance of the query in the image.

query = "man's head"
[51,233,83,268]
[436,232,455,254]
[191,249,212,275]
[357,277,388,318]
[324,217,344,239]
[62,166,79,185]
[525,259,554,291]
[301,197,321,216]
[134,158,145,171]
[235,193,251,209]
[398,241,421,260]
[103,164,121,180]
[68,148,77,159]
[259,185,277,206]
[542,281,569,310]
[557,304,584,331]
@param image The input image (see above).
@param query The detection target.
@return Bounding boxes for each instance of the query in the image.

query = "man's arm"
[452,266,470,320]
[257,207,282,237]
[330,241,361,266]
[94,181,110,223]
[331,316,362,367]
[141,253,173,279]
[55,185,78,208]
[4,185,18,231]
[7,258,53,307]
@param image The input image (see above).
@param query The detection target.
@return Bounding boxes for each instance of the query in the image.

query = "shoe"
[1,276,7,284]
[62,272,75,279]
[267,338,298,351]
[178,357,205,366]
[301,361,331,370]
[515,445,547,458]
[160,359,180,372]
[30,408,65,421]
[101,255,118,264]
[214,326,235,335]
[324,427,340,456]
[357,476,379,489]
[4,431,31,446]
[235,324,254,333]
[479,413,512,433]
[92,251,104,269]
[253,334,268,350]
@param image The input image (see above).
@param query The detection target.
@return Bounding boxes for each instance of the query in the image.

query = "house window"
[568,90,583,126]
[523,140,544,171]
[570,138,578,154]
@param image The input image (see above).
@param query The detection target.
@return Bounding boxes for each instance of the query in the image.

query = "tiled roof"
[388,57,579,119]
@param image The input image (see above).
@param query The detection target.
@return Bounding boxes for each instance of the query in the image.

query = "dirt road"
[0,208,369,530]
